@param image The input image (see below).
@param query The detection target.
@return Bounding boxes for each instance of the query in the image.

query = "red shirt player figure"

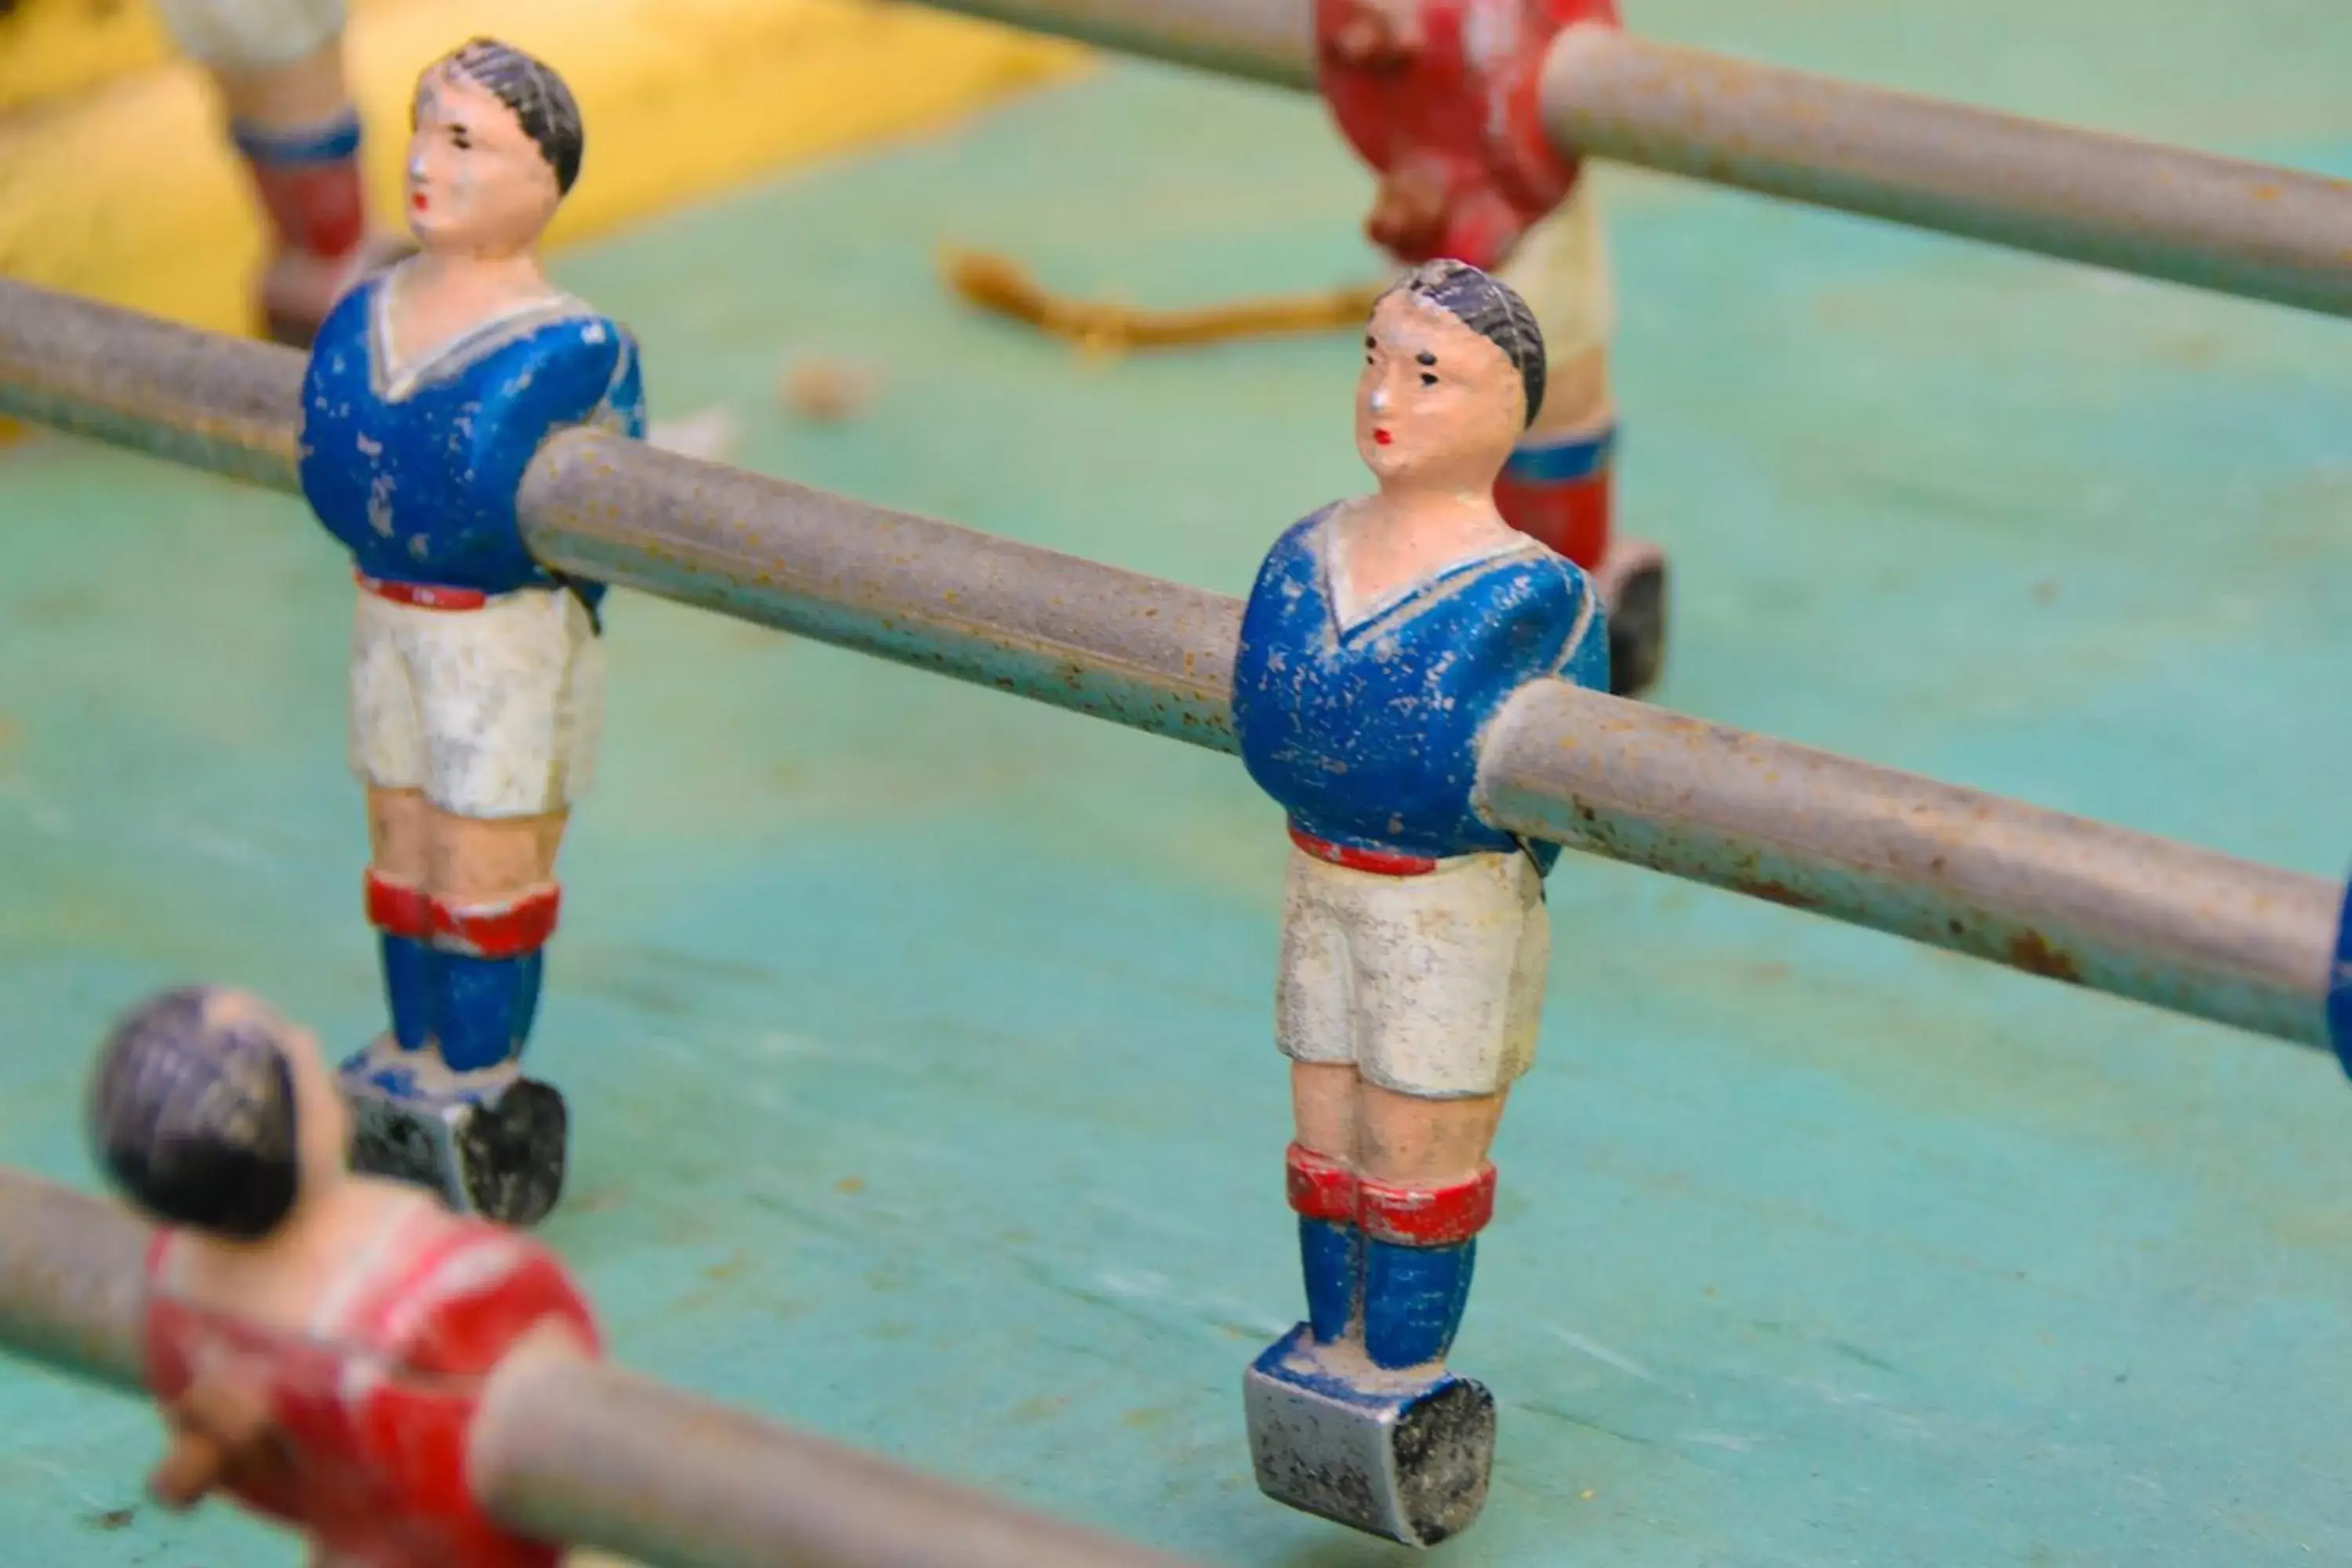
[151,0,414,344]
[87,985,601,1568]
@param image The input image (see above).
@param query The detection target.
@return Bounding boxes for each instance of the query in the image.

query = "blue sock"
[434,950,542,1075]
[1362,1237,1477,1370]
[379,932,434,1051]
[1300,1218,1361,1343]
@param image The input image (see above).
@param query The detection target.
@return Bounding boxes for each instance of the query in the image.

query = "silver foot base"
[340,1066,568,1227]
[1243,1324,1496,1547]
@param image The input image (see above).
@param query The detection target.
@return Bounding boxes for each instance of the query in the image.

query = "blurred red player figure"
[1318,0,1666,696]
[151,0,412,344]
[88,985,600,1568]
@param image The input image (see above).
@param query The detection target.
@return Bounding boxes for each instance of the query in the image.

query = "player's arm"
[148,1357,289,1510]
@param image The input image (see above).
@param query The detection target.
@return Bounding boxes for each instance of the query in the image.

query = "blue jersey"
[298,270,647,604]
[1232,503,1607,874]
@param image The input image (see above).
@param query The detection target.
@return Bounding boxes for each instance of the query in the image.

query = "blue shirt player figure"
[297,38,645,1228]
[1233,259,1606,1548]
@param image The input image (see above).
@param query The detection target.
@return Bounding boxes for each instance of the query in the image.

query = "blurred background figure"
[150,0,410,344]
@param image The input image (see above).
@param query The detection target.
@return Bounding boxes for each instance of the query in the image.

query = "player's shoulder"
[1254,499,1345,586]
[1279,499,1346,554]
[383,1218,590,1370]
[528,301,636,365]
[307,277,381,371]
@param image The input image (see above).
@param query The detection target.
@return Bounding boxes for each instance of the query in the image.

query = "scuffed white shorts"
[1275,847,1549,1100]
[1494,178,1616,381]
[151,0,346,70]
[348,586,604,820]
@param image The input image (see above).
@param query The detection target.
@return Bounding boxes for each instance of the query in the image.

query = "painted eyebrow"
[1416,350,1437,366]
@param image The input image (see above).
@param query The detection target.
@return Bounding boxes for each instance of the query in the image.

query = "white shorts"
[1494,179,1616,383]
[348,586,604,820]
[151,0,346,70]
[1275,847,1549,1100]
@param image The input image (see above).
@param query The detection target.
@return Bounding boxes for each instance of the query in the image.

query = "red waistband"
[1287,825,1437,877]
[356,570,488,611]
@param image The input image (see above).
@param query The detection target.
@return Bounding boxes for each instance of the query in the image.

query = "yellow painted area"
[0,0,1090,339]
[0,0,176,115]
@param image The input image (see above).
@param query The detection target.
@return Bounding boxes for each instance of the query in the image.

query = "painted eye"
[450,127,473,150]
[1420,372,1439,387]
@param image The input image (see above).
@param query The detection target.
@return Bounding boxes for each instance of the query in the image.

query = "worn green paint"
[6,0,2352,1559]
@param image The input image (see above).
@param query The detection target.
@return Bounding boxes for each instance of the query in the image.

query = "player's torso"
[1234,508,1584,861]
[297,278,623,596]
[142,1221,582,1568]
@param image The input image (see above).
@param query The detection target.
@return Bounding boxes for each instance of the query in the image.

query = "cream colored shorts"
[1494,179,1616,382]
[348,586,604,820]
[151,0,346,70]
[1275,848,1550,1100]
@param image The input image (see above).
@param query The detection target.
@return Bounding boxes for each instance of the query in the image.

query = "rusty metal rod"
[1477,684,2339,1048]
[0,279,2337,1052]
[0,1165,1196,1568]
[472,1342,1200,1568]
[0,1169,148,1395]
[909,0,2352,319]
[913,0,1314,89]
[1540,27,2352,319]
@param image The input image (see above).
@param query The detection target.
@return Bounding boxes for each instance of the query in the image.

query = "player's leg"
[425,808,566,1097]
[1348,852,1545,1373]
[1276,851,1367,1345]
[1493,182,1617,570]
[1494,184,1667,695]
[347,591,434,1072]
[1352,1087,1506,1369]
[151,0,404,345]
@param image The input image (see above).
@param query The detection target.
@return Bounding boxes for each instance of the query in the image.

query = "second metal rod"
[1542,27,2352,320]
[910,0,2352,320]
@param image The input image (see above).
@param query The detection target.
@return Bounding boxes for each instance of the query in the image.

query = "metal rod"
[0,279,2337,1054]
[908,0,2352,320]
[0,1166,1193,1568]
[0,1168,148,1396]
[913,0,1313,89]
[520,434,1239,750]
[1476,684,2339,1049]
[1541,27,2352,320]
[472,1341,1200,1568]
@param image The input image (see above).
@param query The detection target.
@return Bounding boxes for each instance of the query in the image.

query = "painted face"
[405,64,561,256]
[1354,290,1525,489]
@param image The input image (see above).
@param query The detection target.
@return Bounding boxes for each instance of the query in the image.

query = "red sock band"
[243,157,367,262]
[430,884,561,959]
[1287,1143,1359,1223]
[1495,466,1612,570]
[364,869,432,940]
[1359,1165,1497,1246]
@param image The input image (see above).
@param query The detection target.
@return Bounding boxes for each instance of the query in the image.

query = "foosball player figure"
[153,0,415,344]
[299,38,646,1225]
[1231,260,1607,1547]
[89,985,601,1568]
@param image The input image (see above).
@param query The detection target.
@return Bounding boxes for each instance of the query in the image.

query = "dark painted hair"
[440,38,584,196]
[1377,259,1547,430]
[88,986,301,1240]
